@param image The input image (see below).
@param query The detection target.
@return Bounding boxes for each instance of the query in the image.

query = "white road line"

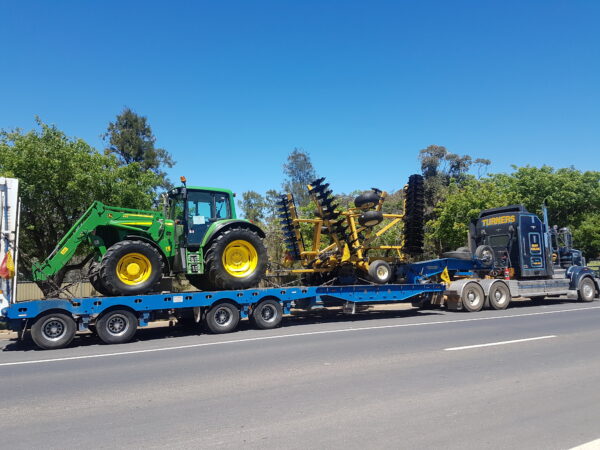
[444,335,557,351]
[570,438,600,450]
[1,305,599,367]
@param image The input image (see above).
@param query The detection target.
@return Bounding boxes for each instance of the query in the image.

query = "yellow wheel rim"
[222,240,258,278]
[116,253,152,285]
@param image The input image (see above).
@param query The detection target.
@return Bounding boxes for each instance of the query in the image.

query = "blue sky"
[1,0,599,198]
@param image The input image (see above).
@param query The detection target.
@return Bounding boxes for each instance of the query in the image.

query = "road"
[1,299,599,449]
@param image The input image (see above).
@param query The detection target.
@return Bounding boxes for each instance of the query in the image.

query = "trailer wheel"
[488,282,511,310]
[31,313,76,350]
[461,282,485,312]
[251,299,283,329]
[578,277,596,302]
[203,302,240,334]
[368,260,392,284]
[96,310,138,345]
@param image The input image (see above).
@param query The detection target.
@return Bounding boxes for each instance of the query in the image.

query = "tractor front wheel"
[203,228,267,290]
[99,240,164,296]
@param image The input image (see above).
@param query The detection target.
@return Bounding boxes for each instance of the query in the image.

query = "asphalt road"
[1,299,599,449]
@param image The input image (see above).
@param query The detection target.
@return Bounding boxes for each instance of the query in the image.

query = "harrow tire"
[368,260,392,284]
[354,191,380,210]
[359,210,384,227]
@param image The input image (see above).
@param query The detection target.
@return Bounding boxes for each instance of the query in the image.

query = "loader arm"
[32,201,167,282]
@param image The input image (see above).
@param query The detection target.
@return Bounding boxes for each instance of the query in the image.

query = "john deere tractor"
[32,180,267,296]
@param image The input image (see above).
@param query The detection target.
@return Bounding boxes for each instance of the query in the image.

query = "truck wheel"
[578,277,596,302]
[95,310,138,345]
[203,302,240,334]
[100,240,164,296]
[461,282,485,312]
[251,299,283,329]
[488,282,511,310]
[204,227,267,290]
[368,260,392,284]
[31,313,76,350]
[474,245,494,268]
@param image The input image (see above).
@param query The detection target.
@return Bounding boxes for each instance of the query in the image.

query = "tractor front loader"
[276,175,424,285]
[32,180,267,297]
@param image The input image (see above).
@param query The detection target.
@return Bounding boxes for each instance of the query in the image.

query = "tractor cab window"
[186,191,232,245]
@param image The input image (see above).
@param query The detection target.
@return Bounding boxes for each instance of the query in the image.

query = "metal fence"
[16,282,94,302]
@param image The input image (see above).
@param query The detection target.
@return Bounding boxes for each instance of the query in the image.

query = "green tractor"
[32,180,267,296]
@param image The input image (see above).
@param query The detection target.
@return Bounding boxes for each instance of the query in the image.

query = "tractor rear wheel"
[203,227,267,290]
[99,240,164,296]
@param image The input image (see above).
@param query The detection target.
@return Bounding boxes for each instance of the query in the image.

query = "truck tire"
[31,313,77,350]
[95,309,138,345]
[204,227,267,290]
[251,299,283,329]
[578,277,596,302]
[488,282,511,310]
[474,245,495,268]
[203,302,240,334]
[99,240,164,296]
[461,282,485,312]
[368,260,392,284]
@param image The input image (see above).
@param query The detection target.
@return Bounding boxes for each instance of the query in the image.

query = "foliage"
[103,107,175,189]
[282,148,317,208]
[0,119,163,285]
[238,191,266,224]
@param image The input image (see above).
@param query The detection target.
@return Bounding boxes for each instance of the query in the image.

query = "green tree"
[0,119,163,289]
[238,191,266,224]
[282,148,317,208]
[103,107,175,188]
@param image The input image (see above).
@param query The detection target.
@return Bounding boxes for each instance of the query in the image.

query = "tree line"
[1,112,599,287]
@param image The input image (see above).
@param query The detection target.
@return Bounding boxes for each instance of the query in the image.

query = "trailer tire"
[251,299,283,329]
[578,277,596,302]
[203,302,240,334]
[31,313,76,350]
[488,282,511,310]
[96,310,138,345]
[461,282,485,312]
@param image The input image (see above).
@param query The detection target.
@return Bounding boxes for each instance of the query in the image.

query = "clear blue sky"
[1,0,599,198]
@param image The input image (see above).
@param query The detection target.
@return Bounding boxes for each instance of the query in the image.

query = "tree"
[282,148,317,208]
[238,191,266,224]
[103,107,174,188]
[0,119,163,291]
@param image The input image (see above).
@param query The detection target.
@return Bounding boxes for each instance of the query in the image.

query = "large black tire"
[203,302,240,334]
[368,260,392,284]
[95,309,138,345]
[488,281,511,310]
[89,261,113,296]
[403,174,425,255]
[354,191,380,210]
[99,240,164,296]
[204,227,267,290]
[251,299,283,329]
[578,277,596,302]
[31,313,77,350]
[474,245,495,268]
[359,210,384,227]
[441,250,473,260]
[461,282,485,312]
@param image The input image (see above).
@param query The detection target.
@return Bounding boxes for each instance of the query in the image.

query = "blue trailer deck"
[1,283,444,350]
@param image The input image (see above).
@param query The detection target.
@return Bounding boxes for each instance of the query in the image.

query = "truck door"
[519,214,547,277]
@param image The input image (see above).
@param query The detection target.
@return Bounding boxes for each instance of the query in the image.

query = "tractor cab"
[167,181,237,248]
